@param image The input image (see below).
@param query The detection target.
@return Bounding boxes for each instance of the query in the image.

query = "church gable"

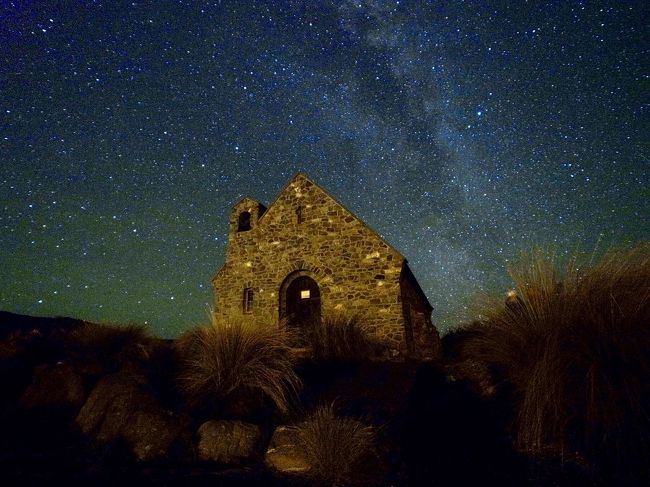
[257,173,403,260]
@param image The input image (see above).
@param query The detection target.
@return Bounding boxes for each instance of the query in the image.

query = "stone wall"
[400,265,440,360]
[213,173,438,358]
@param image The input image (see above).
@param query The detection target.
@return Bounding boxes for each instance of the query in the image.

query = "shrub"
[303,312,381,363]
[65,321,152,376]
[175,313,300,414]
[457,243,650,481]
[294,402,376,485]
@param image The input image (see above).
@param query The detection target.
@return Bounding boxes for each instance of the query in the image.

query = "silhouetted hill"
[0,311,84,340]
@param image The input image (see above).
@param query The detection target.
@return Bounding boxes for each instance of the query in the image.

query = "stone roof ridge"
[258,172,405,261]
[231,196,266,209]
[255,172,310,220]
[402,261,434,312]
[212,262,227,283]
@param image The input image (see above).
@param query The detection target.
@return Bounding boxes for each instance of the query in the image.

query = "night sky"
[1,1,647,336]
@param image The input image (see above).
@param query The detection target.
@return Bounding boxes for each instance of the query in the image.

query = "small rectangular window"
[243,288,254,313]
[296,206,303,224]
[300,289,310,299]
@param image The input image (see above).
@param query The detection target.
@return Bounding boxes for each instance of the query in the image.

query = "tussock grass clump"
[65,321,152,375]
[305,312,380,363]
[458,243,650,481]
[294,402,375,485]
[176,313,300,413]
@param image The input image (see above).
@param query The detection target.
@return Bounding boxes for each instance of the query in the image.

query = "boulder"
[20,363,85,411]
[197,420,262,464]
[122,407,179,461]
[76,373,178,461]
[264,426,310,474]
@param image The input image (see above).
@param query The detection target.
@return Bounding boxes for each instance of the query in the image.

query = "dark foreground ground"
[0,311,597,486]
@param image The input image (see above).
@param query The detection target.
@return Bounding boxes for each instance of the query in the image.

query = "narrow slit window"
[296,206,303,224]
[243,288,254,313]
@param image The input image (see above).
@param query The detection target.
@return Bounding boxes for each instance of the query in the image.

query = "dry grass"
[293,402,376,485]
[65,321,152,375]
[458,243,650,480]
[175,312,301,413]
[304,312,381,363]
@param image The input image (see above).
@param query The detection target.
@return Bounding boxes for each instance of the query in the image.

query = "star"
[0,1,646,336]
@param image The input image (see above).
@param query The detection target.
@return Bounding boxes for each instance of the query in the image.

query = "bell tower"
[225,198,266,262]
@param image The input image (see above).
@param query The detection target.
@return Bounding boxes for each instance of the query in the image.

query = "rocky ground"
[0,311,595,486]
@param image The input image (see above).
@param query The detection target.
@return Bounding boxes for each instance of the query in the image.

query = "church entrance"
[280,273,321,327]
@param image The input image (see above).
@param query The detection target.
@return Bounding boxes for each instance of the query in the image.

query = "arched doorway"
[280,272,321,327]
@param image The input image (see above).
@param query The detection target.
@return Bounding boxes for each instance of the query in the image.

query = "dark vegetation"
[291,402,377,485]
[175,315,300,416]
[304,313,384,363]
[445,243,650,485]
[0,242,648,485]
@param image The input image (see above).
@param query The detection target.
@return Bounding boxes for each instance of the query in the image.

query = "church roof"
[258,172,405,260]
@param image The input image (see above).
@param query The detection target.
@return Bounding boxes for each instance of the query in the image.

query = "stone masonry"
[212,173,440,360]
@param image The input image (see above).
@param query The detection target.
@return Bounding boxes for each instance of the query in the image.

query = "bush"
[65,321,152,376]
[175,313,300,414]
[457,243,650,482]
[304,312,381,363]
[294,402,376,485]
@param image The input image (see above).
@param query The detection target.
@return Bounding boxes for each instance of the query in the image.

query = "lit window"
[243,288,254,313]
[300,290,310,299]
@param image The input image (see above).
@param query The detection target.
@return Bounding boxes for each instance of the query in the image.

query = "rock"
[20,363,85,411]
[76,373,178,461]
[197,420,262,464]
[76,374,142,439]
[122,407,179,461]
[264,426,310,474]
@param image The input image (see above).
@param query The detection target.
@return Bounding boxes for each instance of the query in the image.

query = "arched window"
[238,211,251,232]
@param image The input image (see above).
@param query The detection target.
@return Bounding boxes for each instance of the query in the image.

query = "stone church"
[212,173,440,359]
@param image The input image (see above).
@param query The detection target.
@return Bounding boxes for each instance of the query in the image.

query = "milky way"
[1,1,647,336]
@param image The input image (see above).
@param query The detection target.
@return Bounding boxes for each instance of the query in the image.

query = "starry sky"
[1,1,648,336]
